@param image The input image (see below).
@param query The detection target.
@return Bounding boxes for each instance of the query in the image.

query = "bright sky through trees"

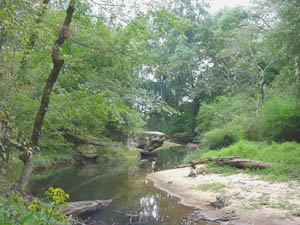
[208,0,251,13]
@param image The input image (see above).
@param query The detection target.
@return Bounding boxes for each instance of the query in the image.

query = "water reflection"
[29,147,214,225]
[140,194,158,219]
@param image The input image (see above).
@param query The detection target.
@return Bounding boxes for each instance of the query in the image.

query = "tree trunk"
[19,0,76,187]
[295,56,300,99]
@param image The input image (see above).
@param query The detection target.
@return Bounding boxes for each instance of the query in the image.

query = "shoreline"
[147,166,300,225]
[33,156,140,172]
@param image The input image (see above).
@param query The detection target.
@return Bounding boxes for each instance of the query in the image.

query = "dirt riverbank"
[147,166,300,225]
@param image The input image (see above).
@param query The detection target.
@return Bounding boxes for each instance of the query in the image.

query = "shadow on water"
[29,146,215,225]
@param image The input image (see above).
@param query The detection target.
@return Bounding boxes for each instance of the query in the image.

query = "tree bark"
[19,0,76,187]
[295,56,300,99]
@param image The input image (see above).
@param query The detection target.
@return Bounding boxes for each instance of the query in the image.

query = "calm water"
[29,147,216,225]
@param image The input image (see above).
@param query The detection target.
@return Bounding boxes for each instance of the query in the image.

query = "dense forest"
[1,0,300,224]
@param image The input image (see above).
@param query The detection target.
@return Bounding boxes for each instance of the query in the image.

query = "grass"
[34,150,71,169]
[185,140,300,181]
[215,165,238,175]
[258,193,270,206]
[196,182,226,192]
[291,209,300,217]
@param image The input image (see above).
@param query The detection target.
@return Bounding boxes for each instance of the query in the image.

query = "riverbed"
[29,146,216,225]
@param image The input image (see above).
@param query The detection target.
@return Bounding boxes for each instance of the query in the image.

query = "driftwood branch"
[177,156,275,169]
[64,199,112,217]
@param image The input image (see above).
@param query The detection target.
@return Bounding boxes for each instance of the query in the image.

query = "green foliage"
[163,113,195,138]
[1,0,300,182]
[241,96,300,142]
[195,95,255,135]
[48,91,144,133]
[0,187,74,225]
[202,125,240,150]
[33,150,71,169]
[195,92,300,146]
[215,165,238,175]
[194,140,300,180]
[216,7,248,33]
[257,97,300,142]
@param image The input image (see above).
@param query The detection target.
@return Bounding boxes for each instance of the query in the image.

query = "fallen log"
[64,199,112,217]
[177,156,276,169]
[194,209,238,223]
[62,129,108,147]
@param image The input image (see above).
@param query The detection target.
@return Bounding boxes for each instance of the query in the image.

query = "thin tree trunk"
[19,0,76,187]
[295,56,300,99]
[295,56,299,83]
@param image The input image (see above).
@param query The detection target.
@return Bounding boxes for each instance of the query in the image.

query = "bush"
[195,94,256,135]
[202,126,240,150]
[251,96,300,142]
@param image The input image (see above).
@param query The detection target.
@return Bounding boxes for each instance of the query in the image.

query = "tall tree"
[19,0,77,187]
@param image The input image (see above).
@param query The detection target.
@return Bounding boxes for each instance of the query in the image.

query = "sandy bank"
[147,166,300,225]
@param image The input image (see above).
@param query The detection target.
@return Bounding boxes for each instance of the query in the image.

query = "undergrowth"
[0,184,78,225]
[185,140,300,181]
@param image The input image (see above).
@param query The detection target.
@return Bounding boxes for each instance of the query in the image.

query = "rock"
[187,169,197,177]
[64,199,112,217]
[61,129,140,161]
[209,195,230,209]
[127,131,166,152]
[75,143,140,162]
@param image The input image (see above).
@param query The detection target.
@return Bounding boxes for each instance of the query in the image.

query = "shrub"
[0,187,73,225]
[251,96,300,142]
[195,94,256,135]
[202,126,240,150]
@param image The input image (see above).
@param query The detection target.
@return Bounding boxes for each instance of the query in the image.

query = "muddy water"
[29,147,215,225]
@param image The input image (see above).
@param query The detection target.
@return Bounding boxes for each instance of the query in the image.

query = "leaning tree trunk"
[19,0,76,187]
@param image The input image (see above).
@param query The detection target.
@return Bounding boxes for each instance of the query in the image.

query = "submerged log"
[64,199,112,217]
[178,156,276,169]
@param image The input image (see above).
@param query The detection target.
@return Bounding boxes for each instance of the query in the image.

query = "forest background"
[1,0,300,185]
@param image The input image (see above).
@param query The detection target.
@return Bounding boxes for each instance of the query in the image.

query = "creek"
[29,146,215,225]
